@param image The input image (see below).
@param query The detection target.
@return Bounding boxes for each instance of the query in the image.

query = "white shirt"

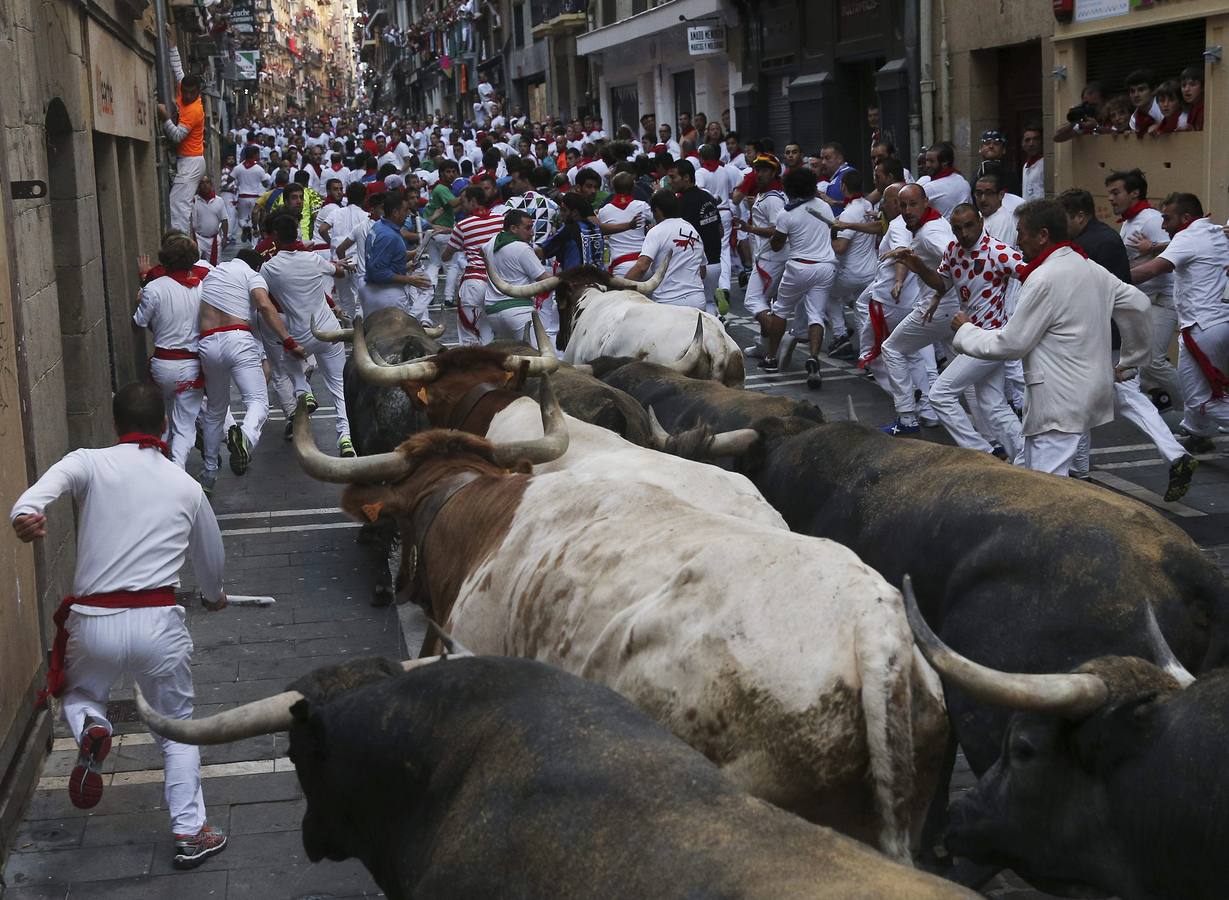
[775,198,836,263]
[260,250,337,342]
[199,259,267,322]
[910,214,959,311]
[1021,157,1044,203]
[1159,218,1229,329]
[749,188,786,258]
[640,217,707,308]
[482,236,548,308]
[871,216,921,308]
[329,205,371,255]
[922,171,972,216]
[694,164,739,211]
[134,274,202,350]
[983,194,1023,247]
[233,162,271,196]
[10,444,224,605]
[598,197,650,266]
[347,217,378,280]
[191,195,227,238]
[835,197,878,280]
[1118,206,1173,299]
[377,150,399,170]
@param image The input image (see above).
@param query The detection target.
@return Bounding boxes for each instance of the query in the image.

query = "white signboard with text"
[1074,0,1129,22]
[687,25,725,56]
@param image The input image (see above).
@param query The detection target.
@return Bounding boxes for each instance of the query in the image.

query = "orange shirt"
[175,86,205,158]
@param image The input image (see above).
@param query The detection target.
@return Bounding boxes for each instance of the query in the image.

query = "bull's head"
[903,576,1195,895]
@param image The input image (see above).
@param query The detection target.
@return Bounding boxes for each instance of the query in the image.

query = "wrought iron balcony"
[530,0,586,36]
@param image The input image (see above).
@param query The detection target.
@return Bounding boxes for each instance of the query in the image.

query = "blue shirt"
[542,220,603,270]
[365,217,408,285]
[824,162,854,214]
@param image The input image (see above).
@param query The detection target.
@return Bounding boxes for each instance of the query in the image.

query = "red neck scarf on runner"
[931,167,957,180]
[907,206,943,234]
[163,268,202,288]
[242,159,258,168]
[1024,154,1043,167]
[117,432,170,456]
[700,159,721,172]
[1018,241,1087,283]
[199,191,216,202]
[1171,215,1206,235]
[609,193,636,210]
[1119,200,1152,223]
[844,192,864,201]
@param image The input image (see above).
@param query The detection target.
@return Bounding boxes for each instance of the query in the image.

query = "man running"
[190,177,228,266]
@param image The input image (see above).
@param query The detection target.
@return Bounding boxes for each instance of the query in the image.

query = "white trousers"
[1178,320,1229,437]
[828,269,872,339]
[236,196,258,230]
[170,156,206,234]
[486,303,536,342]
[929,353,1024,459]
[1022,430,1082,475]
[63,607,205,834]
[1141,294,1182,403]
[856,292,937,419]
[333,272,358,320]
[195,232,221,267]
[257,319,296,417]
[1071,376,1187,476]
[199,329,268,473]
[425,235,461,306]
[362,281,410,318]
[149,357,203,469]
[772,260,836,330]
[744,255,786,317]
[718,209,733,292]
[291,336,350,437]
[219,192,238,237]
[457,279,491,346]
[881,304,958,423]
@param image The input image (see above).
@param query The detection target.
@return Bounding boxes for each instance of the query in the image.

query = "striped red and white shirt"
[448,208,505,282]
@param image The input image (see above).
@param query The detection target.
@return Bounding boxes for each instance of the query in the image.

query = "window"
[602,0,615,25]
[1084,19,1204,98]
[514,1,525,47]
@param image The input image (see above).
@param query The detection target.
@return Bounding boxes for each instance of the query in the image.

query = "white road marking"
[216,507,342,521]
[1088,471,1206,518]
[221,521,360,537]
[35,757,295,791]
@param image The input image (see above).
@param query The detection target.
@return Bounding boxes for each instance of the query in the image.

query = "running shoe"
[805,356,822,390]
[1165,454,1199,502]
[880,419,920,436]
[827,334,854,360]
[338,436,356,458]
[198,468,217,498]
[227,425,251,476]
[302,392,318,414]
[68,716,111,809]
[173,825,228,870]
[1183,434,1216,455]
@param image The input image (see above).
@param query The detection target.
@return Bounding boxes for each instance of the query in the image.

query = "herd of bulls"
[139,282,1229,900]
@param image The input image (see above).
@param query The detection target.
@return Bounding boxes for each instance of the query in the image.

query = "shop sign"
[87,19,152,141]
[1074,0,1129,21]
[687,25,725,56]
[235,50,260,81]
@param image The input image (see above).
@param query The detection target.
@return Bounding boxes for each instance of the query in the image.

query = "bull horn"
[503,311,560,375]
[352,318,439,386]
[293,397,412,483]
[135,657,444,745]
[609,250,672,295]
[902,575,1108,718]
[1142,604,1196,687]
[311,316,353,343]
[570,363,593,375]
[483,246,560,298]
[846,395,859,423]
[705,428,759,457]
[428,619,475,657]
[666,313,707,375]
[647,407,671,447]
[490,372,569,466]
[422,322,446,339]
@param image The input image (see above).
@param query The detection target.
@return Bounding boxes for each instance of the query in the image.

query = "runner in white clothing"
[482,211,552,341]
[196,250,306,495]
[320,183,371,319]
[828,169,879,360]
[190,177,228,266]
[9,381,229,869]
[597,172,649,277]
[232,147,271,242]
[732,154,788,357]
[132,234,207,468]
[623,190,707,309]
[762,167,837,389]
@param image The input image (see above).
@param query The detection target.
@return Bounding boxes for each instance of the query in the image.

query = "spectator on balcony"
[1180,65,1204,130]
[1126,69,1162,136]
[1020,125,1044,202]
[1150,81,1188,135]
[1104,95,1133,133]
[1053,82,1106,142]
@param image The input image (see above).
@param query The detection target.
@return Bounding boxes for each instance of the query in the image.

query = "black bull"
[283,657,973,899]
[592,358,1229,772]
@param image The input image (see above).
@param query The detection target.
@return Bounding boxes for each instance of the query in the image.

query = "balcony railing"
[530,0,585,30]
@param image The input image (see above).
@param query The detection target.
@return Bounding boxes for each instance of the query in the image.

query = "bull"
[348,321,784,530]
[486,254,746,386]
[292,389,949,862]
[593,358,1229,850]
[136,656,975,899]
[905,577,1227,899]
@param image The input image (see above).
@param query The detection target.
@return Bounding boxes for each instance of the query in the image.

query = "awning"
[575,0,731,57]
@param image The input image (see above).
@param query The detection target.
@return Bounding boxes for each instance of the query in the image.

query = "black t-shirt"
[677,186,722,264]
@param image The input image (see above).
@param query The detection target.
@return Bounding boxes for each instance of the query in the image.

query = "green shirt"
[426,183,457,229]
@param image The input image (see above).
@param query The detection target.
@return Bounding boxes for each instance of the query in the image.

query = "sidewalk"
[2,399,424,899]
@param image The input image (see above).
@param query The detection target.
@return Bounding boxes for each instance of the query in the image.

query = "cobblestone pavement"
[3,277,1224,899]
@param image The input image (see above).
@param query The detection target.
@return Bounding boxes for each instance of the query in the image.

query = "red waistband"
[37,588,178,708]
[200,324,252,338]
[153,347,199,360]
[608,251,641,273]
[239,193,261,198]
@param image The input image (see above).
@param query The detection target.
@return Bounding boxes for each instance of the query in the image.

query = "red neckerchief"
[700,159,720,172]
[609,193,635,210]
[1024,154,1043,167]
[1118,200,1152,223]
[199,191,217,201]
[764,179,783,192]
[117,432,170,456]
[1156,112,1182,134]
[1132,110,1155,136]
[164,268,202,288]
[907,206,943,234]
[650,143,667,154]
[330,163,344,171]
[1018,241,1087,283]
[844,192,864,201]
[1171,215,1206,236]
[578,157,594,167]
[242,159,258,169]
[931,167,957,180]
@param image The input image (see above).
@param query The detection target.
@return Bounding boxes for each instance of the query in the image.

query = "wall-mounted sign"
[1074,0,1129,21]
[87,20,153,141]
[687,25,725,56]
[235,50,260,81]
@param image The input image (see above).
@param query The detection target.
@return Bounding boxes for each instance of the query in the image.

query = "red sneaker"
[68,717,111,809]
[173,824,228,869]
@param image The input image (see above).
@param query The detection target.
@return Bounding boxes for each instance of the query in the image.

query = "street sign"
[1074,0,1129,21]
[230,0,256,34]
[687,25,724,56]
[235,50,260,81]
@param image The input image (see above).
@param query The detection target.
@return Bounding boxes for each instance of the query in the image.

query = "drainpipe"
[152,0,175,230]
[919,0,934,148]
[938,0,951,145]
[904,0,921,163]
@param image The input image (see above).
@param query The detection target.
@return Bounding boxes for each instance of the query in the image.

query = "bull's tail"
[855,601,917,865]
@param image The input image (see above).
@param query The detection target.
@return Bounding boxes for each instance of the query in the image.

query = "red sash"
[153,347,199,360]
[37,588,178,708]
[1181,327,1229,400]
[608,251,641,274]
[755,263,774,292]
[858,300,890,369]
[200,324,252,338]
